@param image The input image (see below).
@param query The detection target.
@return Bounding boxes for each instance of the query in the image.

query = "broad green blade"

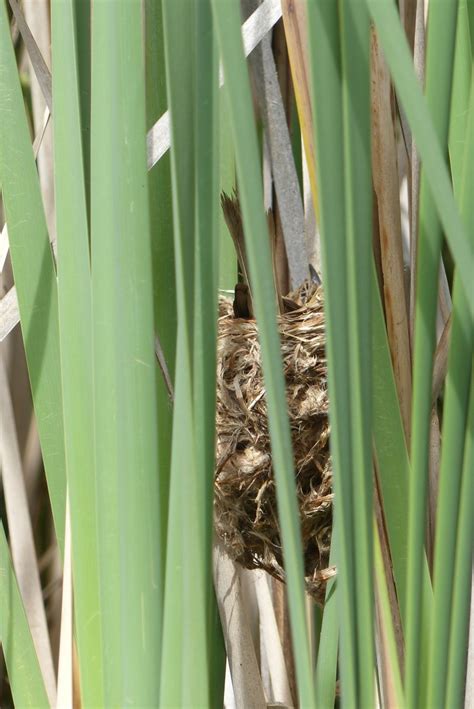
[372,261,433,691]
[428,75,474,709]
[371,263,433,613]
[193,0,219,565]
[445,366,474,708]
[212,2,315,705]
[306,1,358,702]
[0,525,49,708]
[90,3,161,704]
[159,331,209,707]
[340,4,374,705]
[0,0,66,551]
[159,0,196,677]
[161,1,195,346]
[145,0,176,589]
[445,40,474,706]
[159,2,212,705]
[371,268,410,608]
[193,4,226,703]
[51,1,103,704]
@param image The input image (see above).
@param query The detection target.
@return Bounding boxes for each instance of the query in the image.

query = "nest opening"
[214,283,336,606]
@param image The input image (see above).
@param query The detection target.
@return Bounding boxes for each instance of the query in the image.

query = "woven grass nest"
[214,280,336,606]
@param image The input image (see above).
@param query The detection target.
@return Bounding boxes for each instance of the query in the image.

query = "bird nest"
[214,282,336,605]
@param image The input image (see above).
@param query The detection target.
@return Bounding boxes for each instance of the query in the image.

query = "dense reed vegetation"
[0,0,472,706]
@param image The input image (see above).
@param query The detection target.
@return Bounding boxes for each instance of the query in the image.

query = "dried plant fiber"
[214,282,335,605]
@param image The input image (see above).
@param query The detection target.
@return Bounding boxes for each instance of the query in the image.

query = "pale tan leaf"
[0,287,19,342]
[245,0,308,289]
[0,226,10,277]
[254,571,293,707]
[432,314,451,403]
[213,540,267,709]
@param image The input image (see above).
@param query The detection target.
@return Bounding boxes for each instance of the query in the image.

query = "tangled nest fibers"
[214,282,336,605]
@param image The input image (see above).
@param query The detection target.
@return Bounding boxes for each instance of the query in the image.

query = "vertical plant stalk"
[254,573,293,707]
[372,258,434,661]
[213,542,267,708]
[340,4,375,705]
[409,0,424,345]
[365,0,467,705]
[314,540,339,709]
[403,2,459,705]
[307,2,358,702]
[159,2,219,705]
[52,0,104,703]
[145,0,177,591]
[212,2,316,705]
[428,76,474,708]
[271,580,297,706]
[91,2,161,704]
[426,407,441,568]
[427,273,472,708]
[409,1,444,569]
[444,28,474,705]
[374,524,405,708]
[193,3,226,702]
[445,366,474,708]
[374,467,404,671]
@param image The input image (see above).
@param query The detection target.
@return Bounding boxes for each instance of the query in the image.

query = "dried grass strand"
[215,283,335,605]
